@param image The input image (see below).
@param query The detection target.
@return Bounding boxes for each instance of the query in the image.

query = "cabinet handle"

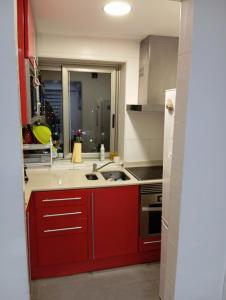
[42,197,81,202]
[142,207,162,212]
[44,226,82,233]
[91,192,95,259]
[143,240,161,245]
[43,212,82,218]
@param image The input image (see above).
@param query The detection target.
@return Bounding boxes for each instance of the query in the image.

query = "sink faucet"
[92,161,114,172]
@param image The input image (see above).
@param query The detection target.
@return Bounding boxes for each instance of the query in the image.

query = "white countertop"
[24,160,163,208]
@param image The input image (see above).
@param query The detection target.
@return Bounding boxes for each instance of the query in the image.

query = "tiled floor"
[31,263,160,300]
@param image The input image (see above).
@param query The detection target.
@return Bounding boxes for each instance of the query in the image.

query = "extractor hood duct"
[127,35,178,112]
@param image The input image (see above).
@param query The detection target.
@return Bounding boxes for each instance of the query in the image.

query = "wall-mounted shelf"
[23,143,52,150]
[23,140,53,167]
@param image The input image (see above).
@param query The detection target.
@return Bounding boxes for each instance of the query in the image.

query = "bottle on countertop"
[100,144,105,161]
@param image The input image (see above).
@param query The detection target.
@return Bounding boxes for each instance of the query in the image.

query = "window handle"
[112,114,115,129]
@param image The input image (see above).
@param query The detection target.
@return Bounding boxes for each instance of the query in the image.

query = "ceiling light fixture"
[103,1,132,16]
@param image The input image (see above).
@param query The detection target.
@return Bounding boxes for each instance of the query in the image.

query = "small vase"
[72,142,82,163]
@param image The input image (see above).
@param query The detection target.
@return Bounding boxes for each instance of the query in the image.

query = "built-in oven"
[140,183,162,238]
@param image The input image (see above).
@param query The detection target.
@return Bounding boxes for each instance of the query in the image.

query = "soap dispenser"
[100,144,105,161]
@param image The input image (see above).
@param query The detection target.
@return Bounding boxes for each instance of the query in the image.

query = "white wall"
[0,1,30,299]
[124,112,164,162]
[37,34,164,162]
[37,34,140,105]
[165,0,226,299]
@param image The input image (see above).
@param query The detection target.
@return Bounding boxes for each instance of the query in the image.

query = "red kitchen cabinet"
[17,0,37,125]
[24,0,36,60]
[92,186,139,259]
[29,190,89,277]
[17,0,28,125]
[27,185,160,279]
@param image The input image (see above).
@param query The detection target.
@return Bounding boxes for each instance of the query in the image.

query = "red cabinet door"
[24,0,36,59]
[93,186,139,259]
[17,0,36,125]
[17,0,28,125]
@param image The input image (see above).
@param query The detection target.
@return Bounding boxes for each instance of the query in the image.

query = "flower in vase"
[72,129,85,143]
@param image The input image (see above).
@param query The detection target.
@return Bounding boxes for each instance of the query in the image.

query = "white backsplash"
[124,112,164,162]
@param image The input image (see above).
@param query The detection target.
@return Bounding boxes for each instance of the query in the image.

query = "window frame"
[39,61,120,160]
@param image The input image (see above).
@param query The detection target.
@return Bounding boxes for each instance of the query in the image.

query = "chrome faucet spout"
[92,161,114,172]
[92,163,98,172]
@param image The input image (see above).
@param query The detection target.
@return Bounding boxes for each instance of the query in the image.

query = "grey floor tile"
[31,263,160,300]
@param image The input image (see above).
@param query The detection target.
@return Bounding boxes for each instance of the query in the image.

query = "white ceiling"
[31,0,181,40]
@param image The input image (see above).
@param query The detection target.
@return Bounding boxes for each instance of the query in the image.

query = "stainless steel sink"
[85,174,98,180]
[101,171,130,181]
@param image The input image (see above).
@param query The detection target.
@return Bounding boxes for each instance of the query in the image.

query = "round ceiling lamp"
[103,1,132,16]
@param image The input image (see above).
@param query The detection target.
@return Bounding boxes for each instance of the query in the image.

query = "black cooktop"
[126,166,163,181]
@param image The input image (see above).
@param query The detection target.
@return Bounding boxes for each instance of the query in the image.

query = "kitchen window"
[39,62,119,158]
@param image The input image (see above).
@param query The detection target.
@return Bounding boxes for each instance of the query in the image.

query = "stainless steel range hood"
[127,35,178,113]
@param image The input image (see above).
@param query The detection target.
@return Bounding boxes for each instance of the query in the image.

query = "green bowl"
[32,125,52,144]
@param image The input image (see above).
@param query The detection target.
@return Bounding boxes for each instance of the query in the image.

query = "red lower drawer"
[37,217,87,237]
[36,206,87,230]
[35,190,87,208]
[37,233,88,266]
[39,205,87,216]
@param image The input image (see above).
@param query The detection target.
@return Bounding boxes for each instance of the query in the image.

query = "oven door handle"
[142,207,162,212]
